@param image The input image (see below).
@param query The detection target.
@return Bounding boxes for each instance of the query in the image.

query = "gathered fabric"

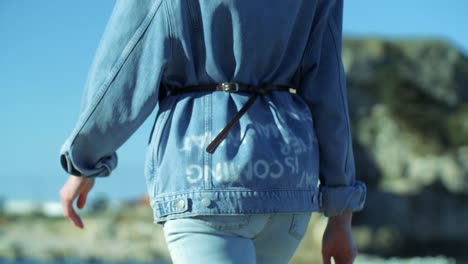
[165,82,292,153]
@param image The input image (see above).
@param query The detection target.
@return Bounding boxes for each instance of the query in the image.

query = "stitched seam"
[288,214,300,239]
[252,215,274,240]
[152,189,316,202]
[69,0,164,147]
[327,18,350,174]
[163,0,174,58]
[299,2,331,79]
[155,98,176,165]
[192,215,250,231]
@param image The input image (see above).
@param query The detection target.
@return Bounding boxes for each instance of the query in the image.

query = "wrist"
[328,210,352,226]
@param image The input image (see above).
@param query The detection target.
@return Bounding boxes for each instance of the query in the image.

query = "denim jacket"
[60,0,366,222]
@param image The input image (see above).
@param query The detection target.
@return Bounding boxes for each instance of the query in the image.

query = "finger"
[85,178,95,190]
[334,254,356,264]
[79,178,95,209]
[60,195,84,229]
[77,192,88,209]
[322,254,331,264]
[66,203,84,228]
[322,244,332,264]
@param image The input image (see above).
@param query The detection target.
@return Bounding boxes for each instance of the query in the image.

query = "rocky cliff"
[344,38,468,259]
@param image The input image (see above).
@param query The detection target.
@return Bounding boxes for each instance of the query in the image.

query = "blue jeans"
[163,213,312,264]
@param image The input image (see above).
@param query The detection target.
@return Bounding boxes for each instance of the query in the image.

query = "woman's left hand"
[59,175,95,229]
[321,211,357,264]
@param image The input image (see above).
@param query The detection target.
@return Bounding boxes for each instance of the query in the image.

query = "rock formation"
[344,38,468,259]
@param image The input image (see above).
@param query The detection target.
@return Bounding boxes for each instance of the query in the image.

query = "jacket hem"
[151,189,320,223]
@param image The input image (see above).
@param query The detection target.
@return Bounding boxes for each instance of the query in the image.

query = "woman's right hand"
[59,175,95,229]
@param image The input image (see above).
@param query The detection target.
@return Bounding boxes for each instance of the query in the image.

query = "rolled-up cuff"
[319,181,366,217]
[60,147,118,178]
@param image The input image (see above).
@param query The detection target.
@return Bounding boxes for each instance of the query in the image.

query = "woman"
[59,0,366,263]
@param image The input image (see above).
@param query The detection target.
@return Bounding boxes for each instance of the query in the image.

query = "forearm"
[60,0,168,177]
[298,0,366,217]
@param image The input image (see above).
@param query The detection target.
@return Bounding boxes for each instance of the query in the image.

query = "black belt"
[167,82,293,153]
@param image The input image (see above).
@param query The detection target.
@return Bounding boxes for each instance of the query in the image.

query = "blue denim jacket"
[60,0,366,222]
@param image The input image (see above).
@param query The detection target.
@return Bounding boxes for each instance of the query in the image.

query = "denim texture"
[60,0,366,220]
[163,213,312,263]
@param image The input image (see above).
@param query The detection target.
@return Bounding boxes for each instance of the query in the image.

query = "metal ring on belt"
[166,82,294,153]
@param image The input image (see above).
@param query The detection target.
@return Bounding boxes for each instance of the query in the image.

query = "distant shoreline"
[0,203,460,264]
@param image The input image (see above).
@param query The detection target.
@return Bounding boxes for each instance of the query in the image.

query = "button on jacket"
[60,0,366,222]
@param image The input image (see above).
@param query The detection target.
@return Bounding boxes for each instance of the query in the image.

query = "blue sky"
[1,1,467,202]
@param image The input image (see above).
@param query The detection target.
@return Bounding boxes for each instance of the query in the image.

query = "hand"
[322,211,357,264]
[59,175,95,229]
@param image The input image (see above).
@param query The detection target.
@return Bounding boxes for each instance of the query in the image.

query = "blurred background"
[1,0,467,263]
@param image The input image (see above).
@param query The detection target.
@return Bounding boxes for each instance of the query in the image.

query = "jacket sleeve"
[60,0,168,177]
[298,0,366,217]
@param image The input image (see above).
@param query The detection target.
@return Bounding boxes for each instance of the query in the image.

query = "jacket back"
[60,0,366,223]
